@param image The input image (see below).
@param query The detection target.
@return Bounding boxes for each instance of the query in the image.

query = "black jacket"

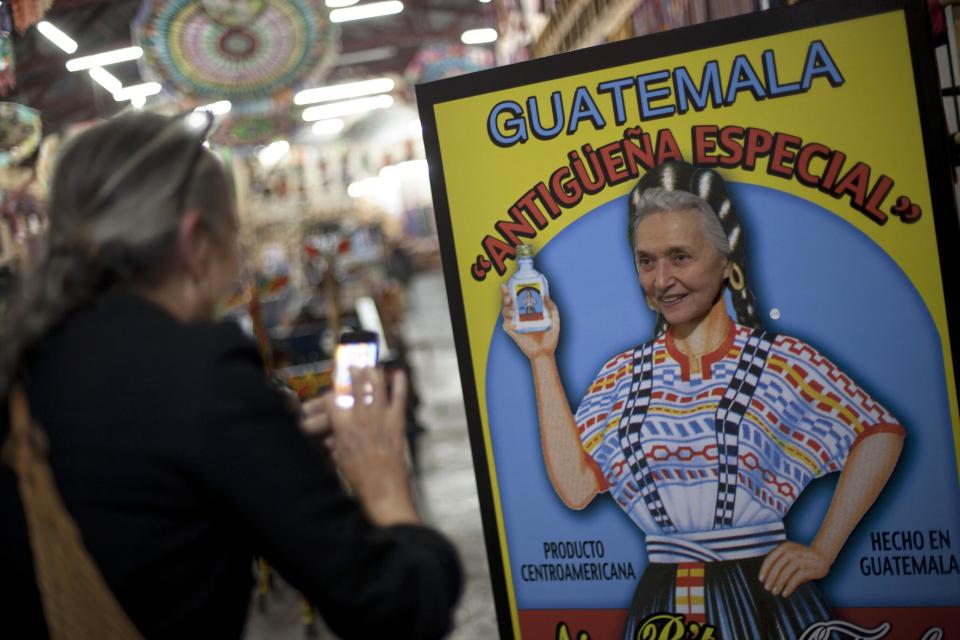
[0,290,461,639]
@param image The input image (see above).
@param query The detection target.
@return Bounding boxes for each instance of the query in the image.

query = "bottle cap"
[516,244,534,258]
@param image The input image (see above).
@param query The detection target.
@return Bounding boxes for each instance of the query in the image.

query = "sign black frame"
[415,1,958,636]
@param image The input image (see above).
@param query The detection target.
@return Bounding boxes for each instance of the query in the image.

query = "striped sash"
[646,522,787,563]
[712,329,776,528]
[619,342,676,533]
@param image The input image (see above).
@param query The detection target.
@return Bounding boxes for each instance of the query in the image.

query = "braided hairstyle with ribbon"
[627,160,762,337]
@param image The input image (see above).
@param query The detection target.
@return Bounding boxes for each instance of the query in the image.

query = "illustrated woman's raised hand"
[498,282,600,509]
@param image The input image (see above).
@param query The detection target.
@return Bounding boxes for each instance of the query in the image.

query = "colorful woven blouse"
[575,319,903,564]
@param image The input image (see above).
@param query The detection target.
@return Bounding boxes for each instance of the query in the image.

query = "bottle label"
[515,284,545,322]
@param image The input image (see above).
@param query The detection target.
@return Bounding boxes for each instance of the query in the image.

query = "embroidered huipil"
[575,320,903,565]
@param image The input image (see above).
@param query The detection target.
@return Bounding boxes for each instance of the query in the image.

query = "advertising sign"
[417,1,960,637]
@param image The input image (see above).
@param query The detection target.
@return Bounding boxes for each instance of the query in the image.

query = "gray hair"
[628,187,731,258]
[0,112,235,397]
[628,161,762,336]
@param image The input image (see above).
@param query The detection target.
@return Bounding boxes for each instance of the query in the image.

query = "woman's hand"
[759,541,831,598]
[500,283,560,359]
[300,396,333,449]
[321,367,420,527]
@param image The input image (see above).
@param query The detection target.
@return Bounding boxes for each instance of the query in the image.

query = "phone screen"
[334,340,379,408]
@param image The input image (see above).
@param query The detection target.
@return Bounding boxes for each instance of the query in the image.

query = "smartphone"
[334,330,380,408]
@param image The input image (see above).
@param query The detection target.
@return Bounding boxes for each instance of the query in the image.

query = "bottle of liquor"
[508,244,552,333]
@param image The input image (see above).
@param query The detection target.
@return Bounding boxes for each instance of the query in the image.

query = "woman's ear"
[722,257,733,282]
[176,210,211,280]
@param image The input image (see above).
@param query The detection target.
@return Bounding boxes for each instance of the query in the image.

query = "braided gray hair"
[0,112,235,397]
[628,161,761,337]
[630,187,732,259]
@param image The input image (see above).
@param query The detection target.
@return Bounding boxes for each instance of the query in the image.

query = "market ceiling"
[7,0,492,133]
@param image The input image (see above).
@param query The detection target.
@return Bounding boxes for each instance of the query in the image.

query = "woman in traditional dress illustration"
[500,161,904,638]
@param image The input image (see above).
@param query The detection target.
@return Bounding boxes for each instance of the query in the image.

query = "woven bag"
[2,385,143,640]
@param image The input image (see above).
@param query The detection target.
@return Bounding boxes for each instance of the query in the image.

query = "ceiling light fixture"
[329,1,403,23]
[194,100,233,116]
[348,177,382,198]
[66,46,144,72]
[312,119,346,136]
[461,28,498,44]
[301,94,393,121]
[131,95,147,109]
[88,67,123,94]
[112,82,162,102]
[184,111,212,132]
[295,77,394,106]
[36,21,78,54]
[258,140,290,166]
[333,46,398,66]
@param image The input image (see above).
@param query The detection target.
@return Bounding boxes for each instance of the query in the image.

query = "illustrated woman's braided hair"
[0,111,234,399]
[627,160,762,337]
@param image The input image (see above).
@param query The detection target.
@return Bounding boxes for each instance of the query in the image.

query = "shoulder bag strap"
[3,384,143,640]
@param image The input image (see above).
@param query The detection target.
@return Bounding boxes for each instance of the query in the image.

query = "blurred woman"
[0,111,460,639]
[501,161,902,638]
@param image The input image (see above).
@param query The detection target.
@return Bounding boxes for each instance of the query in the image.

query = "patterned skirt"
[622,556,831,640]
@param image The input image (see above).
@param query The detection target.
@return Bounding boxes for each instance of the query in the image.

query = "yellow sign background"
[431,9,959,636]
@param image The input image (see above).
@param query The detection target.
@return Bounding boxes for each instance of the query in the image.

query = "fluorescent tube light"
[37,21,78,54]
[333,47,397,66]
[348,177,382,198]
[88,67,123,94]
[66,46,144,72]
[295,78,394,105]
[301,94,393,121]
[461,28,498,44]
[112,82,162,101]
[194,100,232,116]
[131,95,147,109]
[184,111,211,132]
[330,1,403,23]
[312,119,345,136]
[258,140,290,166]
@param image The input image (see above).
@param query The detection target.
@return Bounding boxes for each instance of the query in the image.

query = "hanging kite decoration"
[134,0,337,103]
[210,108,297,150]
[405,43,493,85]
[198,0,267,27]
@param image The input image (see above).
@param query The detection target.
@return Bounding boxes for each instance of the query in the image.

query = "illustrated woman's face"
[633,209,731,330]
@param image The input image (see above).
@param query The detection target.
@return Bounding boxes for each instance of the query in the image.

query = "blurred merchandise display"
[0,101,40,167]
[534,0,760,57]
[1,6,14,96]
[7,0,52,34]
